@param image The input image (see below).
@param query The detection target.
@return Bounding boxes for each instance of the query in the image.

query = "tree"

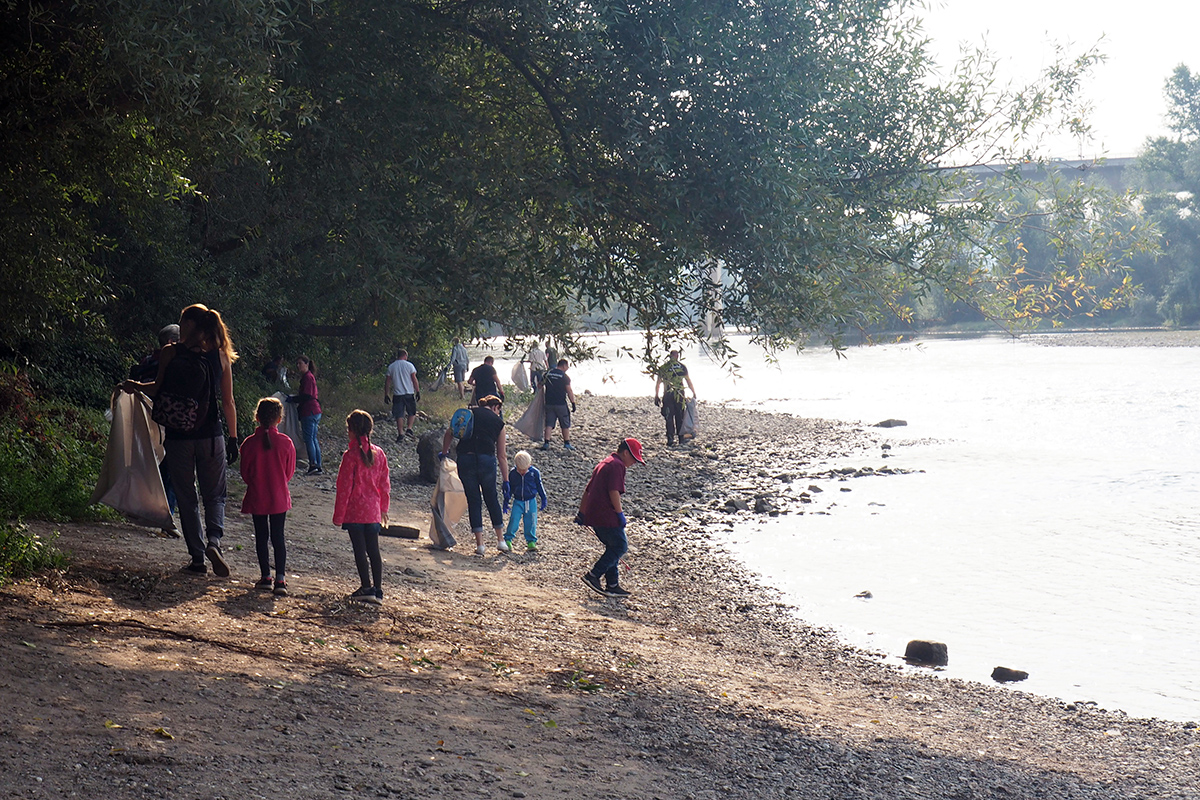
[1129,65,1200,327]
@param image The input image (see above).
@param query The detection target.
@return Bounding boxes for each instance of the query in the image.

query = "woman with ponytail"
[239,397,296,595]
[289,355,323,474]
[332,410,391,605]
[122,303,239,577]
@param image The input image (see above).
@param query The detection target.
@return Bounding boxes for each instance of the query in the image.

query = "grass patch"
[0,522,67,585]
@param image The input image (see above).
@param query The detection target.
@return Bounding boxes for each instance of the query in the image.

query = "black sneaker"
[395,434,404,443]
[254,576,274,591]
[404,429,415,439]
[374,587,384,604]
[307,466,323,475]
[182,562,207,575]
[272,579,288,597]
[349,586,380,605]
[581,572,606,596]
[205,544,230,577]
[605,584,632,597]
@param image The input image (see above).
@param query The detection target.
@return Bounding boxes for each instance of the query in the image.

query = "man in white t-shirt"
[384,348,421,442]
[527,341,548,391]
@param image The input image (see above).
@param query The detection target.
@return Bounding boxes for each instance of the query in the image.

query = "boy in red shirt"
[575,438,644,597]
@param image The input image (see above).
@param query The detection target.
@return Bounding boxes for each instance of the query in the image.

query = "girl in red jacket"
[332,409,391,605]
[239,398,297,595]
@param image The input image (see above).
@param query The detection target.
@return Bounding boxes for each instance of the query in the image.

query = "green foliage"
[0,522,67,586]
[0,371,113,521]
[1127,64,1200,327]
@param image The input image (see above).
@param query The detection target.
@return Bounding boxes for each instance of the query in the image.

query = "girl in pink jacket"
[239,398,297,596]
[333,409,391,605]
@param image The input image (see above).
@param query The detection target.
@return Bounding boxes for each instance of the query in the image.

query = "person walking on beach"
[527,341,548,392]
[576,437,644,596]
[289,355,323,474]
[467,356,504,407]
[239,397,296,596]
[439,394,510,555]
[654,349,697,446]
[384,348,421,441]
[542,358,576,451]
[503,449,548,551]
[451,339,470,399]
[333,410,391,605]
[122,304,239,576]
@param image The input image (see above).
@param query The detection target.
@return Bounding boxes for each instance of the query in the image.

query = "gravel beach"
[3,394,1198,799]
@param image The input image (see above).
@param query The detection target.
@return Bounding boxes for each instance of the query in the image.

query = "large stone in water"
[991,666,1029,683]
[904,640,949,666]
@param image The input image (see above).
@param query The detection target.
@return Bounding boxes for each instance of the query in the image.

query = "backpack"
[449,407,474,439]
[151,347,214,433]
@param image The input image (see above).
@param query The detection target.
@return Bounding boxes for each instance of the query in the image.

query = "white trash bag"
[91,390,175,531]
[429,458,467,549]
[513,386,545,441]
[273,392,307,468]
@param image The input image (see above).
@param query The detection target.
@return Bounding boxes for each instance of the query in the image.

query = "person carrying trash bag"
[121,303,239,577]
[439,395,510,556]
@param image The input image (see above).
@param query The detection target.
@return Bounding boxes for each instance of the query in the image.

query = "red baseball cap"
[623,437,645,463]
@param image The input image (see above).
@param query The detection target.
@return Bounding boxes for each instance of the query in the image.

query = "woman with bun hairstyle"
[122,303,239,577]
[239,397,296,595]
[332,409,391,605]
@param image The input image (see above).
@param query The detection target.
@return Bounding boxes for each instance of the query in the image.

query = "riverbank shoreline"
[3,395,1197,799]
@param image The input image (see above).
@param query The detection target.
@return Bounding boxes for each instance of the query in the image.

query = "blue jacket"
[507,466,548,505]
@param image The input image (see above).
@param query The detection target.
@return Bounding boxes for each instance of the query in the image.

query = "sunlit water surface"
[494,332,1200,721]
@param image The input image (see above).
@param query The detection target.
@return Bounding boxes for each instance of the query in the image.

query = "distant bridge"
[962,157,1139,193]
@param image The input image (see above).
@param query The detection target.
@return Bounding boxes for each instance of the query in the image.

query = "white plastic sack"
[428,458,467,549]
[680,398,699,441]
[513,386,545,441]
[511,360,530,392]
[273,392,307,468]
[91,391,175,531]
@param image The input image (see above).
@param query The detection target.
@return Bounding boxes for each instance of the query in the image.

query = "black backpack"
[151,347,214,433]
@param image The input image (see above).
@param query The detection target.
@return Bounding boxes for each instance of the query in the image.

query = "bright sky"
[917,0,1200,159]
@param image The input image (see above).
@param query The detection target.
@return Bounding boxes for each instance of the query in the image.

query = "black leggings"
[252,513,287,578]
[344,522,382,590]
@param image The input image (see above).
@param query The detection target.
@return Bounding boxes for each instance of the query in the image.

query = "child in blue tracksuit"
[503,450,548,551]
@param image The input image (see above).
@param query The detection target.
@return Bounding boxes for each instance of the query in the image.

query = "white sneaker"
[475,544,486,556]
[497,539,511,553]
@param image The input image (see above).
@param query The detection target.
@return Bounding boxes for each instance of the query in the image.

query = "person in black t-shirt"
[654,349,697,446]
[467,356,504,406]
[440,395,511,555]
[541,359,577,451]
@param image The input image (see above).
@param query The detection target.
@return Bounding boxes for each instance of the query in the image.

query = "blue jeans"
[505,498,538,544]
[164,436,227,565]
[458,452,502,533]
[300,413,322,469]
[589,525,627,588]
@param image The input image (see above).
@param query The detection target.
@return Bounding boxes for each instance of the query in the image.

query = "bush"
[0,370,114,521]
[0,521,67,585]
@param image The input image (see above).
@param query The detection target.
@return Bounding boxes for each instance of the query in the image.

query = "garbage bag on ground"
[91,390,175,531]
[429,458,466,549]
[513,386,545,441]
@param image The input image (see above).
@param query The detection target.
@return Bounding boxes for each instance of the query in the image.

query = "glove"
[538,498,547,512]
[573,512,586,526]
[437,451,447,460]
[502,481,511,503]
[285,394,299,404]
[503,500,511,514]
[383,394,391,405]
[226,435,239,465]
[570,401,576,413]
[415,390,421,402]
[616,512,626,528]
[653,396,661,407]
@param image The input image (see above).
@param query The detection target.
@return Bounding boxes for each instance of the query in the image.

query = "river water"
[498,331,1200,722]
